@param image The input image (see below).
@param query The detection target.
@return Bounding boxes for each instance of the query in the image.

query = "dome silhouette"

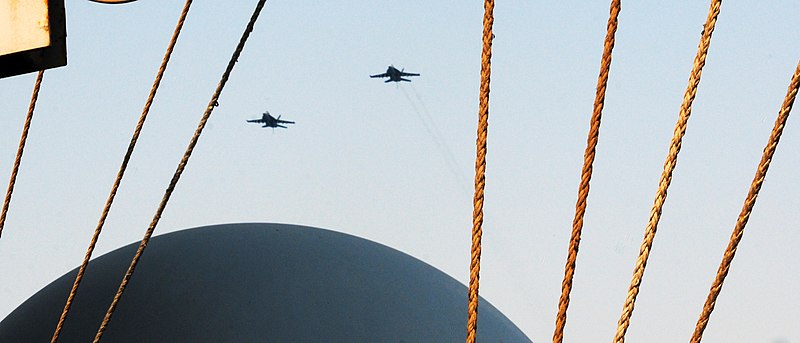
[0,223,530,342]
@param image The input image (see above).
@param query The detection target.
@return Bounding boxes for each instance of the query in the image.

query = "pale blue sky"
[2,1,799,342]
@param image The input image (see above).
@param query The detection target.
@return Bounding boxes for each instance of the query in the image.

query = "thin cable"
[466,0,494,342]
[49,2,195,341]
[613,1,723,342]
[552,1,621,342]
[92,1,268,341]
[690,59,800,343]
[0,70,44,238]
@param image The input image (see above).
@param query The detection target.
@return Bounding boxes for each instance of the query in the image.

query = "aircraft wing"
[277,120,295,124]
[370,73,389,78]
[400,71,420,77]
[247,119,265,123]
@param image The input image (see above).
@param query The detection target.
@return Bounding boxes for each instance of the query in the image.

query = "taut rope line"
[466,0,494,342]
[50,1,195,342]
[613,0,722,341]
[0,70,44,238]
[690,59,800,343]
[92,1,268,341]
[552,1,621,342]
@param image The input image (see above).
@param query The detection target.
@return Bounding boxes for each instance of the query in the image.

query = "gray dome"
[0,223,530,342]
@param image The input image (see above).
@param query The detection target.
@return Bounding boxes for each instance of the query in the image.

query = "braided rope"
[466,0,494,342]
[613,1,722,341]
[0,70,44,238]
[690,59,800,343]
[92,1,268,341]
[49,2,194,341]
[552,1,621,342]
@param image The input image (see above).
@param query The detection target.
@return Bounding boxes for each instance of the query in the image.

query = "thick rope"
[613,1,722,342]
[552,1,621,342]
[0,70,44,238]
[689,59,800,343]
[92,1,267,341]
[49,1,194,341]
[466,0,494,342]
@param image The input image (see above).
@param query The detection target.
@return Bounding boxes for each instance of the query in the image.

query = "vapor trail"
[399,85,469,195]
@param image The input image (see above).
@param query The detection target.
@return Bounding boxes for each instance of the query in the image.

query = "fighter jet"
[247,111,295,129]
[370,65,420,83]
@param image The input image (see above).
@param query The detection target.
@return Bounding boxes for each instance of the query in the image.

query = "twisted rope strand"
[466,0,494,342]
[49,2,194,341]
[690,59,800,343]
[0,70,44,238]
[552,1,621,342]
[92,1,268,341]
[613,1,722,342]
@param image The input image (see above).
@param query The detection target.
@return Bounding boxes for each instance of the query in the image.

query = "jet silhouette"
[246,111,295,129]
[370,65,420,83]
